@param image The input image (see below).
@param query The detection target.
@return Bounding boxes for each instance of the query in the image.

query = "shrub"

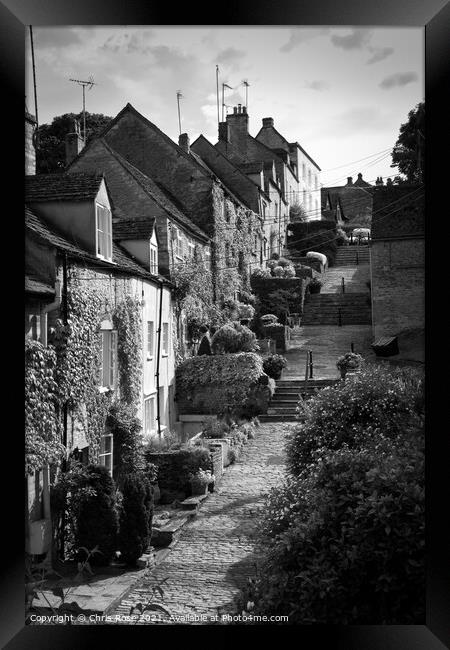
[175,353,272,417]
[211,322,258,354]
[227,448,237,464]
[263,354,288,380]
[237,302,255,320]
[145,447,212,502]
[251,268,271,279]
[260,314,278,325]
[107,402,144,487]
[336,352,363,372]
[118,473,152,565]
[246,430,424,623]
[202,419,231,439]
[287,365,424,476]
[276,257,292,268]
[74,465,119,566]
[272,265,284,277]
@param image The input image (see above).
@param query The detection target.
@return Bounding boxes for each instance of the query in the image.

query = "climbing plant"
[113,295,143,406]
[25,339,65,475]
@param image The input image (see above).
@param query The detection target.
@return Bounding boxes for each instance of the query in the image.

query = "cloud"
[379,72,418,89]
[305,80,330,91]
[215,47,246,71]
[100,30,155,55]
[366,46,394,65]
[280,28,329,53]
[319,106,387,138]
[330,28,373,50]
[34,28,82,49]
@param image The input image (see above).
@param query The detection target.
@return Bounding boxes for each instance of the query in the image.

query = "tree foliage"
[36,112,113,173]
[391,102,425,184]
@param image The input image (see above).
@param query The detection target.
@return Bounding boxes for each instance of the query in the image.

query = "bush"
[107,403,144,487]
[202,419,231,439]
[227,448,237,464]
[118,473,153,565]
[263,354,288,380]
[211,322,258,354]
[175,353,273,417]
[287,365,424,476]
[145,447,212,502]
[74,465,119,566]
[260,314,278,325]
[287,222,337,266]
[246,431,424,623]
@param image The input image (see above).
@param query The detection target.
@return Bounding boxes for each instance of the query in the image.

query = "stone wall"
[371,238,425,338]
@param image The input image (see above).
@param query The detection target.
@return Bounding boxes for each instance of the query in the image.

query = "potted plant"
[263,354,288,380]
[188,469,215,496]
[309,277,323,294]
[336,352,364,379]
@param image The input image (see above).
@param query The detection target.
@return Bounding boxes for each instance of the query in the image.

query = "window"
[188,241,195,259]
[162,322,169,356]
[144,394,156,436]
[147,321,154,358]
[99,325,117,389]
[99,433,113,476]
[96,204,112,261]
[150,244,158,274]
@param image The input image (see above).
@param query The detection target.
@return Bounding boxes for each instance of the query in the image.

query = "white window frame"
[96,203,112,262]
[162,322,169,356]
[147,321,154,360]
[150,243,158,275]
[188,241,195,259]
[144,393,157,437]
[99,433,113,476]
[99,322,118,390]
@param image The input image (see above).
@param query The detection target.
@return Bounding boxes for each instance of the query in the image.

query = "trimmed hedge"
[250,276,307,320]
[118,473,153,565]
[175,352,273,416]
[145,447,212,503]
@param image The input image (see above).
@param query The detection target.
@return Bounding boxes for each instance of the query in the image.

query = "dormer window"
[96,204,112,261]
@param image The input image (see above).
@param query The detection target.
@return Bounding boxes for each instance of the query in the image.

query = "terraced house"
[76,103,264,304]
[25,121,176,562]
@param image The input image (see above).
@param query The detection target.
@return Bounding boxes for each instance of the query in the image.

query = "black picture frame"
[2,0,448,647]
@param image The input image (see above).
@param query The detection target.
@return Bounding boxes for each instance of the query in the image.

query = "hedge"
[175,352,273,416]
[145,447,212,503]
[250,276,307,319]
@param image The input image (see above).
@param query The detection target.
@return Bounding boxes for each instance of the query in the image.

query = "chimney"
[25,111,37,175]
[218,121,230,143]
[178,133,190,153]
[262,117,274,128]
[357,173,363,180]
[346,176,353,186]
[226,105,249,153]
[65,119,84,166]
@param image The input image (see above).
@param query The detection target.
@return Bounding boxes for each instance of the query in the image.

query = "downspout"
[155,280,164,438]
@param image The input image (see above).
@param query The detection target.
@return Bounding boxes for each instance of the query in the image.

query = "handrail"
[304,349,309,383]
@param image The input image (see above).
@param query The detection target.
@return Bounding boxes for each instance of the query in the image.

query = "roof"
[113,217,155,240]
[99,141,210,242]
[25,205,163,282]
[321,184,372,220]
[25,172,104,203]
[288,141,321,171]
[25,276,55,296]
[371,185,424,240]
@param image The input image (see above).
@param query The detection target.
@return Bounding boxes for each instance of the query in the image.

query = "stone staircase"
[334,245,370,267]
[301,293,371,325]
[320,266,370,294]
[260,378,338,422]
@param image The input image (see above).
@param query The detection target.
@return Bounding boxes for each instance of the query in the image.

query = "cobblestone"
[110,422,295,624]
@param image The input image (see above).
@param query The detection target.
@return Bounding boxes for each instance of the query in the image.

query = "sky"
[25,26,424,186]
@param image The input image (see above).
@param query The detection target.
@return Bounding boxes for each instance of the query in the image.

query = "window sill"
[147,354,154,361]
[161,353,168,358]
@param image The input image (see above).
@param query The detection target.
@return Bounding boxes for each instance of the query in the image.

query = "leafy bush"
[287,365,424,476]
[260,314,278,325]
[107,402,145,487]
[145,447,212,502]
[251,267,271,279]
[118,473,153,565]
[175,352,273,417]
[74,465,119,566]
[263,354,288,380]
[227,448,237,464]
[202,419,231,439]
[211,322,258,354]
[237,302,256,320]
[246,430,424,623]
[336,352,363,372]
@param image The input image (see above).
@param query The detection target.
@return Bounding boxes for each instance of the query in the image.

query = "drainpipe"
[155,280,164,438]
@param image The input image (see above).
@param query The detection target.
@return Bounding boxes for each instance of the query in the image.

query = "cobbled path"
[111,422,295,624]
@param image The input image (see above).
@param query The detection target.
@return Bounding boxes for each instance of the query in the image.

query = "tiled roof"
[25,276,55,296]
[25,172,104,202]
[101,142,210,242]
[113,217,155,240]
[321,185,372,219]
[371,186,424,240]
[25,206,161,281]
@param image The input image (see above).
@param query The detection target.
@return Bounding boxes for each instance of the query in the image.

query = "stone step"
[259,414,298,422]
[179,494,209,511]
[151,512,196,548]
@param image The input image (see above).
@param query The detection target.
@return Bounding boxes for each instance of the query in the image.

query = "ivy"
[113,295,143,406]
[25,340,65,475]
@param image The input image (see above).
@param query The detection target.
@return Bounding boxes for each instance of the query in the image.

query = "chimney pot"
[178,132,190,153]
[357,173,362,179]
[65,119,84,166]
[347,176,353,186]
[262,117,274,128]
[233,106,237,114]
[242,106,247,114]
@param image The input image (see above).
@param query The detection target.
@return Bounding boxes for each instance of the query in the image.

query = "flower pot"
[190,481,208,496]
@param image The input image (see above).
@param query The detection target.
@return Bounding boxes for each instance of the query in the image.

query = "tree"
[36,112,113,173]
[391,102,425,184]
